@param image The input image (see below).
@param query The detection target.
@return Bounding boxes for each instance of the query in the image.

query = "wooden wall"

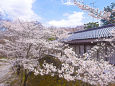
[70,44,115,65]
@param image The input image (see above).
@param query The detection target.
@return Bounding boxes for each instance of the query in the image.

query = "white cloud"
[0,0,41,21]
[48,12,84,27]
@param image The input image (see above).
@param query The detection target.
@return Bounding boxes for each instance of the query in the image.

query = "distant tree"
[101,3,115,25]
[84,22,99,30]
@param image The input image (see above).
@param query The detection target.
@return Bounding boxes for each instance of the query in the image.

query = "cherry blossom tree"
[0,20,115,86]
[62,0,112,20]
[0,20,68,58]
[0,20,69,86]
[0,1,114,86]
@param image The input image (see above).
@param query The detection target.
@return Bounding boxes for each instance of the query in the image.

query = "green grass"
[48,37,56,41]
[9,71,115,86]
[0,57,7,59]
[27,73,93,86]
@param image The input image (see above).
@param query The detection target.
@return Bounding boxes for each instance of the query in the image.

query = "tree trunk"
[26,44,32,58]
[23,69,30,86]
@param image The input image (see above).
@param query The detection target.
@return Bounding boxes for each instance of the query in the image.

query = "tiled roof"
[67,24,115,41]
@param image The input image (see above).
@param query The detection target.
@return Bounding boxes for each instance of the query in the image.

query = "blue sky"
[0,0,114,27]
[32,0,114,21]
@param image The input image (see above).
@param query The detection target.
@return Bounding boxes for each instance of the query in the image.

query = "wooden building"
[65,24,115,64]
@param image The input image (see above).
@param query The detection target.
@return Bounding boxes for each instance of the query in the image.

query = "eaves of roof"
[66,24,115,42]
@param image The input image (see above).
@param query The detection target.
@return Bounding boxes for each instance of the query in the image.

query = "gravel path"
[0,59,12,86]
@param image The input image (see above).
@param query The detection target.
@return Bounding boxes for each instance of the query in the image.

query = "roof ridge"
[73,24,115,34]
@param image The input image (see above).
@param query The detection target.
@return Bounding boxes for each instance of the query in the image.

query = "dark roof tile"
[67,24,115,41]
